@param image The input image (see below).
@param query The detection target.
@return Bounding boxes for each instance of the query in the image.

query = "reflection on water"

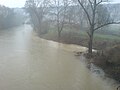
[0,25,115,90]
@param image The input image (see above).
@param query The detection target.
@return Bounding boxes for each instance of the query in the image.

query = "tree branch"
[88,0,94,11]
[78,0,92,25]
[96,0,102,6]
[94,22,120,31]
[86,31,91,37]
[96,0,109,6]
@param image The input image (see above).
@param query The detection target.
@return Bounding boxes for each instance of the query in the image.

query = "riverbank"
[39,29,120,50]
[38,31,120,84]
[89,45,120,84]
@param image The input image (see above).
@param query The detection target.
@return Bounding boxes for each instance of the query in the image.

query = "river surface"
[0,25,115,90]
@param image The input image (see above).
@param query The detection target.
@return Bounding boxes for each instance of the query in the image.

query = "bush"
[93,44,120,83]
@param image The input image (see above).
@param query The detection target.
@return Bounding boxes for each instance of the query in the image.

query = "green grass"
[39,26,120,49]
[44,26,120,41]
[94,33,120,41]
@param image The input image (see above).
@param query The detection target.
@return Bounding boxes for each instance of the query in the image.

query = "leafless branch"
[88,0,94,11]
[78,0,92,25]
[94,22,120,31]
[86,31,91,37]
[96,0,103,6]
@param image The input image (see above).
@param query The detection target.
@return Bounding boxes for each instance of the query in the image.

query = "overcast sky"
[0,0,26,8]
[0,0,120,8]
[112,0,120,3]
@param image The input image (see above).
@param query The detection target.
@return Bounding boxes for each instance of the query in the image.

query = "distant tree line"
[25,0,120,55]
[0,5,25,30]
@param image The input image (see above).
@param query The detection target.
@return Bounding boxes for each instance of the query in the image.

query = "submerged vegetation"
[91,45,120,83]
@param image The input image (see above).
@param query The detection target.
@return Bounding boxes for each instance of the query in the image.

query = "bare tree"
[51,0,70,40]
[77,0,120,55]
[25,0,50,34]
[66,5,77,29]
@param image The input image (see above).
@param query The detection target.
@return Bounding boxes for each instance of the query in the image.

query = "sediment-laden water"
[0,25,115,90]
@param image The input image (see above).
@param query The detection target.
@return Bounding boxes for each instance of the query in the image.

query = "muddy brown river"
[0,25,115,90]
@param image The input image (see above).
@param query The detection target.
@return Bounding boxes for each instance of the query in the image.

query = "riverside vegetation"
[25,0,120,83]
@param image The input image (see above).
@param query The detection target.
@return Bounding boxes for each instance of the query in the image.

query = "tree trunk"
[58,31,61,41]
[88,36,93,54]
[88,31,93,55]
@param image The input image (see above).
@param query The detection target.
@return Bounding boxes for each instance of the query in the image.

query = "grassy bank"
[40,27,120,50]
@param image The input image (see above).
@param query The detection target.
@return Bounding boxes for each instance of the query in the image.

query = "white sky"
[0,0,26,8]
[112,0,120,3]
[0,0,120,8]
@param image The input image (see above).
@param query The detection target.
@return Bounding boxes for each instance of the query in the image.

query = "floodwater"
[0,25,115,90]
